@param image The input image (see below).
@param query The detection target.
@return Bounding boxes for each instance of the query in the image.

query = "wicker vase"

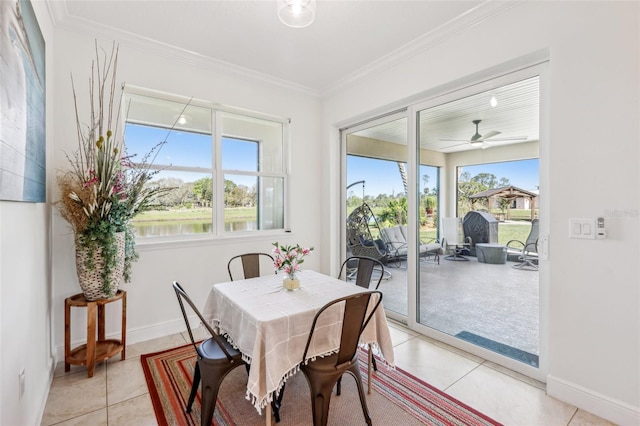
[75,231,125,301]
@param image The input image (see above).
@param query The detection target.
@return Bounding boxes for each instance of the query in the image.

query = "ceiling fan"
[441,119,527,149]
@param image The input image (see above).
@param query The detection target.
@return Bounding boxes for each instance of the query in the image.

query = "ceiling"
[51,0,538,153]
[354,76,540,153]
[51,0,504,94]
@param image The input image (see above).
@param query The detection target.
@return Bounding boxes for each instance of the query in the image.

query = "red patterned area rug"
[141,342,502,426]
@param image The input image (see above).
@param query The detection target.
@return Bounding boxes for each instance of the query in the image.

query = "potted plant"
[57,42,168,300]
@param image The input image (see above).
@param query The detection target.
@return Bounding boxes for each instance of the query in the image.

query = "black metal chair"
[338,256,385,289]
[172,281,246,426]
[300,291,382,426]
[227,252,275,281]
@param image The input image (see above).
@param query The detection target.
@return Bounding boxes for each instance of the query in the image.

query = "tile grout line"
[441,359,487,393]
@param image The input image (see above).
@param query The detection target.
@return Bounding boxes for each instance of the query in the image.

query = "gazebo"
[469,186,538,220]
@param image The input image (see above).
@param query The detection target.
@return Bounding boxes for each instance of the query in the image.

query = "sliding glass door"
[344,112,409,322]
[414,71,542,375]
[342,64,547,380]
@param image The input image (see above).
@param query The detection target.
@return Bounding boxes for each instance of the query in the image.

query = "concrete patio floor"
[377,254,539,364]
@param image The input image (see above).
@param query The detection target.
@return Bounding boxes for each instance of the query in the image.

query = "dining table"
[202,269,395,425]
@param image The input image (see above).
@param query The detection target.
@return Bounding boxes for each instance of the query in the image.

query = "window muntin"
[123,91,287,239]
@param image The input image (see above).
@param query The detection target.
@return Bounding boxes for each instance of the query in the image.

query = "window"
[122,90,288,238]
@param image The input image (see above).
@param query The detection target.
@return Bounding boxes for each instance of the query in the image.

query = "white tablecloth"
[202,270,395,413]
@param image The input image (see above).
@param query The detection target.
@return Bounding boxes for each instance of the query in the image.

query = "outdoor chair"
[346,203,390,265]
[441,217,472,261]
[227,252,275,281]
[172,281,247,426]
[300,291,382,426]
[380,225,441,265]
[506,219,539,270]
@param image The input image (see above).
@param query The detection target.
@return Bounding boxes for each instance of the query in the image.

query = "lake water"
[134,219,257,237]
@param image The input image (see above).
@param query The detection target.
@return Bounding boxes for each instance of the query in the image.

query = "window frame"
[122,85,290,244]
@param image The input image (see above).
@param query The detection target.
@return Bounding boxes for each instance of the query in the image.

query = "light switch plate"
[569,219,596,239]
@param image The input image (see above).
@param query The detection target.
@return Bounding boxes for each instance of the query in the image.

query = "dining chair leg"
[271,382,285,423]
[199,362,240,426]
[303,373,337,426]
[346,363,373,426]
[187,361,201,413]
[367,347,373,394]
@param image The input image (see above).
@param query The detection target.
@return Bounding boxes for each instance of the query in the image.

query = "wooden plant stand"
[64,290,126,378]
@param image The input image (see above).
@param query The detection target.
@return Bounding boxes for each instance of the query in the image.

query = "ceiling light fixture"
[277,0,316,29]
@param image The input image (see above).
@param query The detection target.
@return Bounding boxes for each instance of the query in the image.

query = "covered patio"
[377,254,539,366]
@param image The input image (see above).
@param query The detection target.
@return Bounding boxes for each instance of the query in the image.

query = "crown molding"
[44,1,322,98]
[321,0,523,98]
[45,0,520,99]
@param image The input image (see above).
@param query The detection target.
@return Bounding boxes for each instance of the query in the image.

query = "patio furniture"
[380,225,442,264]
[462,211,499,257]
[441,217,472,261]
[346,203,389,264]
[506,219,539,270]
[476,243,507,264]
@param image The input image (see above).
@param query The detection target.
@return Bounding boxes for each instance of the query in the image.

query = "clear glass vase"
[282,273,300,291]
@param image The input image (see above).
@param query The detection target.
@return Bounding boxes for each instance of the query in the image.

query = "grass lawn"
[419,222,531,246]
[131,207,255,222]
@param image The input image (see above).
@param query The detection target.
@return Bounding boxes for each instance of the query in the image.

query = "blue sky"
[347,156,539,197]
[125,124,258,186]
[127,124,539,194]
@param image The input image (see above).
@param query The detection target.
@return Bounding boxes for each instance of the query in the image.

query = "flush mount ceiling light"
[277,0,316,28]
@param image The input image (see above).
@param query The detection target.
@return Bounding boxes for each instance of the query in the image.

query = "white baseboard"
[54,318,187,363]
[547,374,640,425]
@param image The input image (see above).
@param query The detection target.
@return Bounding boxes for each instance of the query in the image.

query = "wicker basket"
[75,232,125,301]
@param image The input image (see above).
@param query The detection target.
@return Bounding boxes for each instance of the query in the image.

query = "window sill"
[135,229,293,252]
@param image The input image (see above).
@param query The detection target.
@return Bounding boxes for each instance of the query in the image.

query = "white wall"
[50,30,323,369]
[323,2,639,424]
[0,2,55,424]
[4,2,638,424]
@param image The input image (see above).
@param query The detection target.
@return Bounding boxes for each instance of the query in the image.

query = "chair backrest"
[338,256,385,290]
[227,253,274,281]
[172,281,236,360]
[525,219,540,252]
[441,217,460,246]
[302,291,383,367]
[380,225,405,250]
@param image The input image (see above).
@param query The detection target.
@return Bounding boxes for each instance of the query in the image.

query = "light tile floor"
[41,323,617,426]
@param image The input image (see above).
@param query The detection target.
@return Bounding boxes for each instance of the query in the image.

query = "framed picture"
[0,0,46,202]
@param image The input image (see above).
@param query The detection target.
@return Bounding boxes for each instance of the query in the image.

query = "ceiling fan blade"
[482,135,528,142]
[477,130,501,141]
[439,141,470,149]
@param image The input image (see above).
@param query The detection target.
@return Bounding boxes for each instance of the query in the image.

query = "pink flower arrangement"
[272,242,314,279]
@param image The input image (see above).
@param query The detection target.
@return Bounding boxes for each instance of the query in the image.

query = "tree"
[457,171,512,216]
[193,177,213,206]
[379,197,408,226]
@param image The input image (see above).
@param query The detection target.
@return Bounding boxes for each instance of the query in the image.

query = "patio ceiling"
[354,76,540,154]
